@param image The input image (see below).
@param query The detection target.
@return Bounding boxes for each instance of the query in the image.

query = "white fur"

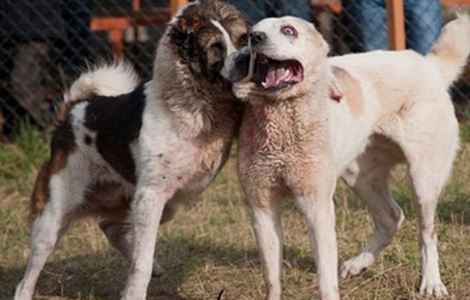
[64,61,139,103]
[212,19,240,81]
[427,14,470,85]
[211,20,237,56]
[15,151,91,300]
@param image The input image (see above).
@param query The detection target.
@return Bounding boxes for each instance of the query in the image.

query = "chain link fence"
[0,0,168,136]
[0,0,469,136]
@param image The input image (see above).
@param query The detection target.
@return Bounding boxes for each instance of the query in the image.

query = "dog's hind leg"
[340,139,404,278]
[15,159,87,300]
[385,99,457,296]
[398,103,458,297]
[99,219,164,277]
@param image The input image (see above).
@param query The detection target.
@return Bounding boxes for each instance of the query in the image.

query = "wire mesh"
[0,0,469,136]
[0,0,168,136]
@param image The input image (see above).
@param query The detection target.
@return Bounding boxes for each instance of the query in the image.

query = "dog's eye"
[209,42,224,56]
[238,33,248,46]
[281,25,297,38]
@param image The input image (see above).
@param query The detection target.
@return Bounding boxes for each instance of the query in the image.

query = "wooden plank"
[132,0,141,12]
[310,0,343,14]
[170,0,188,16]
[441,0,470,5]
[90,9,169,31]
[109,29,124,56]
[90,17,131,31]
[385,0,406,50]
[90,0,184,56]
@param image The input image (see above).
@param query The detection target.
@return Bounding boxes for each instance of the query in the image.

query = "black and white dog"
[15,1,250,299]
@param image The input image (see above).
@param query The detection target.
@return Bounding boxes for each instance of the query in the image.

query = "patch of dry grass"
[1,127,469,299]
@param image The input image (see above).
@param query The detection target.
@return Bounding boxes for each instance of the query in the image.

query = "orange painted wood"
[132,0,141,12]
[170,0,188,16]
[90,8,170,56]
[386,0,406,50]
[90,9,169,31]
[90,17,131,31]
[441,0,470,5]
[109,29,124,56]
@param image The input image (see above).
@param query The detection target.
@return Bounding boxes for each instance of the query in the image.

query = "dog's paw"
[340,252,374,279]
[419,279,448,297]
[151,261,164,277]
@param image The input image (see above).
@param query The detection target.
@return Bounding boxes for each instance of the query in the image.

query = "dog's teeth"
[275,68,285,84]
[278,69,291,83]
[285,73,293,82]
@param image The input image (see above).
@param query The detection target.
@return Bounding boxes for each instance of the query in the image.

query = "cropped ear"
[169,23,197,63]
[327,68,343,102]
[168,12,205,73]
[329,80,343,102]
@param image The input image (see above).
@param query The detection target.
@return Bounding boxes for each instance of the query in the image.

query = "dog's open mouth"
[253,53,303,90]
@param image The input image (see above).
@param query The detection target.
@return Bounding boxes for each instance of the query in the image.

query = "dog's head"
[168,0,250,84]
[231,17,329,102]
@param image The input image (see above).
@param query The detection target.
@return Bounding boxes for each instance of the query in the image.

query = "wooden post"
[109,29,124,56]
[132,0,141,12]
[170,0,188,16]
[385,0,406,50]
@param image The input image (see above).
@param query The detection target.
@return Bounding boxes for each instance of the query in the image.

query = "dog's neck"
[246,63,337,153]
[149,39,238,138]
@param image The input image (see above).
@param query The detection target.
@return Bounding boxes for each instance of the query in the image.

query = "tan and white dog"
[14,1,249,299]
[232,16,470,299]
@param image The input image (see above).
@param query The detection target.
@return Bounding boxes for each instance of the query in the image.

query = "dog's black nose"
[250,31,267,46]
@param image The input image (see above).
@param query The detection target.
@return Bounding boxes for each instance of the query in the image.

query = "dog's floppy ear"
[169,10,206,73]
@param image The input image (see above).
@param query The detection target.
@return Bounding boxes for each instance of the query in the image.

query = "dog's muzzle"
[222,46,253,83]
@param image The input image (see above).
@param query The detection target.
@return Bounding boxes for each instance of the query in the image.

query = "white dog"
[232,15,469,299]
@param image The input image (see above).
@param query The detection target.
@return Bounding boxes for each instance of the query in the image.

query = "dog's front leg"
[249,188,283,300]
[294,179,339,300]
[121,182,173,300]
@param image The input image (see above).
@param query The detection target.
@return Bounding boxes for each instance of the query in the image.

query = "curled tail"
[64,60,139,102]
[427,14,470,86]
[59,61,139,120]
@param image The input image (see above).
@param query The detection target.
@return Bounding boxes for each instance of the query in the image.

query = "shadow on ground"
[0,235,282,300]
[1,234,318,300]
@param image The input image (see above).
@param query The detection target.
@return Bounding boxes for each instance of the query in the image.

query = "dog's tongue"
[262,66,293,89]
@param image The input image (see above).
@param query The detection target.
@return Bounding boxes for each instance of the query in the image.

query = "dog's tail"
[64,60,139,102]
[59,61,139,120]
[427,14,470,86]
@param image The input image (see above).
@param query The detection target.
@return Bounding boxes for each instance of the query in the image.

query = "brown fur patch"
[30,119,76,218]
[30,162,51,218]
[84,182,131,220]
[332,66,364,116]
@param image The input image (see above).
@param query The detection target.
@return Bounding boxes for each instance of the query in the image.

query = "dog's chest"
[181,134,233,195]
[253,103,304,151]
[239,103,321,187]
[139,120,235,199]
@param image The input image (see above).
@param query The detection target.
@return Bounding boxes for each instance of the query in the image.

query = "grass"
[0,125,469,300]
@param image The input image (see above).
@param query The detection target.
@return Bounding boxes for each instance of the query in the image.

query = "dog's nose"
[250,31,267,46]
